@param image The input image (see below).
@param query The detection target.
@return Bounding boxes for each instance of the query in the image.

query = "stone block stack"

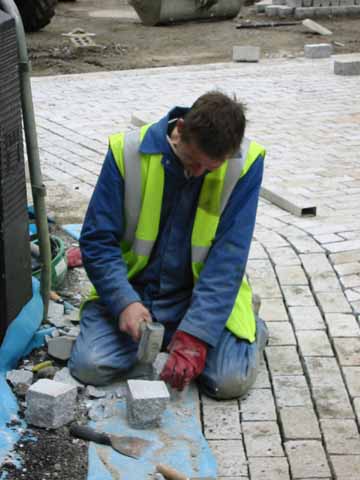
[258,0,360,17]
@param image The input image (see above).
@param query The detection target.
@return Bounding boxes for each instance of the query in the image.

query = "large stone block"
[256,0,273,12]
[334,54,360,75]
[295,6,316,17]
[287,0,302,6]
[304,43,333,58]
[233,46,260,62]
[265,4,280,15]
[47,336,76,360]
[126,379,170,429]
[25,379,77,428]
[278,5,295,16]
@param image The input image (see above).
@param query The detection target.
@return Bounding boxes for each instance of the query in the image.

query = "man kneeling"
[69,91,268,399]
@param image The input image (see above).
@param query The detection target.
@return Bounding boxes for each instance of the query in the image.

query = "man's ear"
[176,118,185,132]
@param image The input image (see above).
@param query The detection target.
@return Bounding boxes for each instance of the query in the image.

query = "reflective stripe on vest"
[191,137,251,264]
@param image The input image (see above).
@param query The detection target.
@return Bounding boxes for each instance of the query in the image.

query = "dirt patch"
[3,423,88,480]
[26,0,360,77]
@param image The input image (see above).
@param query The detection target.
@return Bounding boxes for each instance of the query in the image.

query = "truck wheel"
[15,0,58,32]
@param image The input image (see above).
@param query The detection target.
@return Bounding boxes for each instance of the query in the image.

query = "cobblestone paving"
[31,56,360,478]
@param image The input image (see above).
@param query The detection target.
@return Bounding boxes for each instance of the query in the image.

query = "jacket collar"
[139,106,189,155]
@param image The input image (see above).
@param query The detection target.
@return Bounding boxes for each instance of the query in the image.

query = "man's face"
[172,138,226,177]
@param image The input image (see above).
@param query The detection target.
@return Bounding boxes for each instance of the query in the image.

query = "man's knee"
[198,360,258,400]
[69,346,117,386]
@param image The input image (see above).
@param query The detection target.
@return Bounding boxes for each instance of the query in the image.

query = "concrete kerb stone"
[256,0,272,12]
[25,379,77,429]
[287,0,302,7]
[334,54,360,75]
[278,5,295,15]
[265,5,280,15]
[304,43,333,58]
[233,46,261,63]
[126,379,170,429]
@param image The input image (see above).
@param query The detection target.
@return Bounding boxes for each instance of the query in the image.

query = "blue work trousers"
[69,301,268,400]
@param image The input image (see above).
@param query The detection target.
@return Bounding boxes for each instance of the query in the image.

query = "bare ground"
[26,0,360,77]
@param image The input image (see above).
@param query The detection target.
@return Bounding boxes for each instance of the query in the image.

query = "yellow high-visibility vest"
[87,123,265,342]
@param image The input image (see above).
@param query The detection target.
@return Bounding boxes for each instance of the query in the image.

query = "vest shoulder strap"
[109,128,143,244]
[122,129,143,244]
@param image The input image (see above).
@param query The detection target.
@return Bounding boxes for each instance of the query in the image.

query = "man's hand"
[160,331,208,391]
[118,302,151,342]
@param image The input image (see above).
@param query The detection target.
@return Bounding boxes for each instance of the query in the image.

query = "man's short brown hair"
[180,91,246,160]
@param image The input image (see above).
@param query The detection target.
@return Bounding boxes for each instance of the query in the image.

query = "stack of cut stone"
[257,0,360,18]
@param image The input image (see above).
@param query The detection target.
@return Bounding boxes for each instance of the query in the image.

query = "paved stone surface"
[242,421,284,457]
[320,419,360,454]
[279,406,321,440]
[266,346,303,375]
[285,440,331,478]
[249,457,290,480]
[30,56,360,477]
[203,404,241,439]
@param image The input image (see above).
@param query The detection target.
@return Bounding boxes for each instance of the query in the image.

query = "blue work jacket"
[80,107,264,347]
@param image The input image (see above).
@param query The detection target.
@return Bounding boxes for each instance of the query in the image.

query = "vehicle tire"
[15,0,58,32]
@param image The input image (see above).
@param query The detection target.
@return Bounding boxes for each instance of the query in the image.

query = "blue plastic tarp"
[0,278,43,468]
[88,386,217,479]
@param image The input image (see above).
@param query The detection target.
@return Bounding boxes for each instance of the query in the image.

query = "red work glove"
[66,247,83,268]
[160,331,208,391]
